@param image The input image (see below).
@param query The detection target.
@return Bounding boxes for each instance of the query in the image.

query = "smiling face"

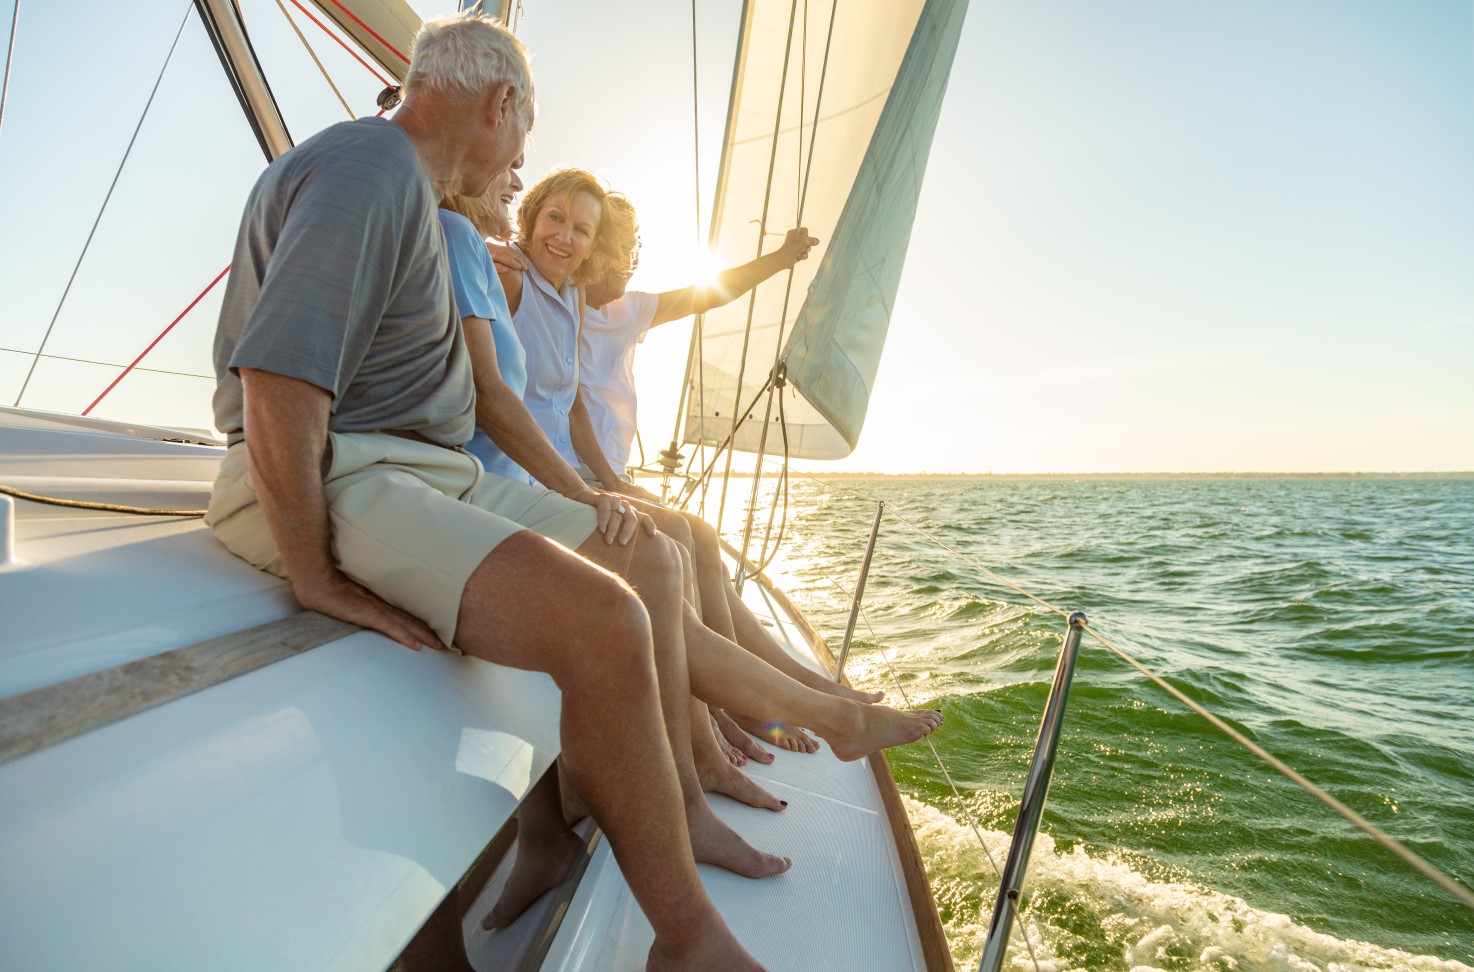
[487,154,523,240]
[527,189,602,288]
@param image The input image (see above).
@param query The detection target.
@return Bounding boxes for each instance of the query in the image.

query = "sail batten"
[682,0,970,460]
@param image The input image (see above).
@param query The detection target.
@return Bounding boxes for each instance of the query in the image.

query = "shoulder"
[285,120,430,216]
[437,210,483,252]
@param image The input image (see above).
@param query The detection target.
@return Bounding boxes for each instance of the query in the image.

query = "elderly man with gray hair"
[203,14,766,971]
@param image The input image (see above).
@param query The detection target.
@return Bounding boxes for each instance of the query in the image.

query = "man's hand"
[776,226,819,269]
[293,568,446,653]
[567,486,657,545]
[487,241,527,275]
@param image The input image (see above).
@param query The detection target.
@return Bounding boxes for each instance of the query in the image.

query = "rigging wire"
[82,264,231,416]
[318,0,409,65]
[0,347,211,381]
[282,0,389,86]
[273,0,354,119]
[12,0,195,410]
[666,0,708,501]
[0,0,18,143]
[735,0,840,576]
[714,0,801,538]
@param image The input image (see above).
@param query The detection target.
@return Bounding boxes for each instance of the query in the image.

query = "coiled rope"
[0,484,204,517]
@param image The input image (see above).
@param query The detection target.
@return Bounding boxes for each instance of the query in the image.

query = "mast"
[193,0,293,162]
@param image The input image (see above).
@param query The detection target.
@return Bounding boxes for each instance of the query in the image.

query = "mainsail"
[681,0,970,460]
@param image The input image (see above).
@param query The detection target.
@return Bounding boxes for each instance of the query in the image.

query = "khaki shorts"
[206,431,598,647]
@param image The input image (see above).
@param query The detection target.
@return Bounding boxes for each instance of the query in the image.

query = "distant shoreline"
[646,470,1474,480]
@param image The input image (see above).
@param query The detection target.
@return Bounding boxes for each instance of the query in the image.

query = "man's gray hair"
[406,13,534,113]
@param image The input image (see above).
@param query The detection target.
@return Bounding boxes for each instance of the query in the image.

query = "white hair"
[406,13,534,114]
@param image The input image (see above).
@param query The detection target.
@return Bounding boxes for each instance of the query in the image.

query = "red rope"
[319,0,410,65]
[284,0,389,86]
[82,264,231,416]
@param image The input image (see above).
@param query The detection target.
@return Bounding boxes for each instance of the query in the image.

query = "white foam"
[904,797,1473,972]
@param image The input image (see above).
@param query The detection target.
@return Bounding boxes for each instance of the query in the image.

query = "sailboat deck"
[464,580,930,971]
[0,410,935,971]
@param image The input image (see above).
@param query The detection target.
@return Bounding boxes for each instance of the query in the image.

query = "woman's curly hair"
[516,168,639,286]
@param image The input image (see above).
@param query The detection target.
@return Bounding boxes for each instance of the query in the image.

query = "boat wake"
[904,797,1473,972]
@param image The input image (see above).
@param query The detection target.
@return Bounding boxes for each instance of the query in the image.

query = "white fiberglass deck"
[465,579,930,972]
[0,408,933,971]
[0,409,563,970]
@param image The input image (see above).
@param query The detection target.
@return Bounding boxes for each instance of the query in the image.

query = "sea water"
[710,474,1473,970]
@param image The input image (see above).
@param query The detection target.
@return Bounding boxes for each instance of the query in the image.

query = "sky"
[0,0,1470,473]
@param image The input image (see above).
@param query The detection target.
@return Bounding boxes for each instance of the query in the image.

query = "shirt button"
[564,356,573,364]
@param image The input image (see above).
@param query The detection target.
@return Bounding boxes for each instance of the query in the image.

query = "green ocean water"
[718,475,1474,970]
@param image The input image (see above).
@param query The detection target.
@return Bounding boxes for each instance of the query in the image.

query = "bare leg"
[454,532,760,969]
[690,695,785,811]
[679,604,943,763]
[723,581,884,705]
[577,530,790,879]
[712,705,773,764]
[481,766,585,930]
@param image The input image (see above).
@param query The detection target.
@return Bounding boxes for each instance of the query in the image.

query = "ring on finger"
[615,503,628,515]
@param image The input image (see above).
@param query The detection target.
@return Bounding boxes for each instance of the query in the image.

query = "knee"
[576,574,656,679]
[683,511,718,553]
[629,530,683,591]
[665,514,694,551]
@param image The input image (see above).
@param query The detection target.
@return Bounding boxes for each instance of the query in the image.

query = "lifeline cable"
[0,347,211,381]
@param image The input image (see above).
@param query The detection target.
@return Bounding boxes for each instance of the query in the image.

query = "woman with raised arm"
[493,186,886,759]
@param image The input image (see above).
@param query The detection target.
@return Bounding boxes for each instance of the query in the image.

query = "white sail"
[682,0,969,460]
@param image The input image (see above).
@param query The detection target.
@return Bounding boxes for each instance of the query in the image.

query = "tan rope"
[272,0,354,119]
[0,484,205,517]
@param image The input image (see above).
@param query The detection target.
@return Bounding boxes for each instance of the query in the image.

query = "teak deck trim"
[0,612,359,764]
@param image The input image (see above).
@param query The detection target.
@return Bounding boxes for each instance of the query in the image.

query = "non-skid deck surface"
[517,575,927,972]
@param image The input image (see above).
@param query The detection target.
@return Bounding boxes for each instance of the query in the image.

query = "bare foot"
[712,707,774,763]
[711,714,747,767]
[732,713,819,754]
[832,682,885,704]
[697,752,787,813]
[647,928,767,971]
[686,803,791,878]
[824,702,943,763]
[480,827,585,930]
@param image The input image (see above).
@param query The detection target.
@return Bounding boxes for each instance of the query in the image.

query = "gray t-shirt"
[213,117,474,448]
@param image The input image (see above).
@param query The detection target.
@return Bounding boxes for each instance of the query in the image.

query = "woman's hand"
[776,226,819,268]
[568,486,656,545]
[487,241,527,275]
